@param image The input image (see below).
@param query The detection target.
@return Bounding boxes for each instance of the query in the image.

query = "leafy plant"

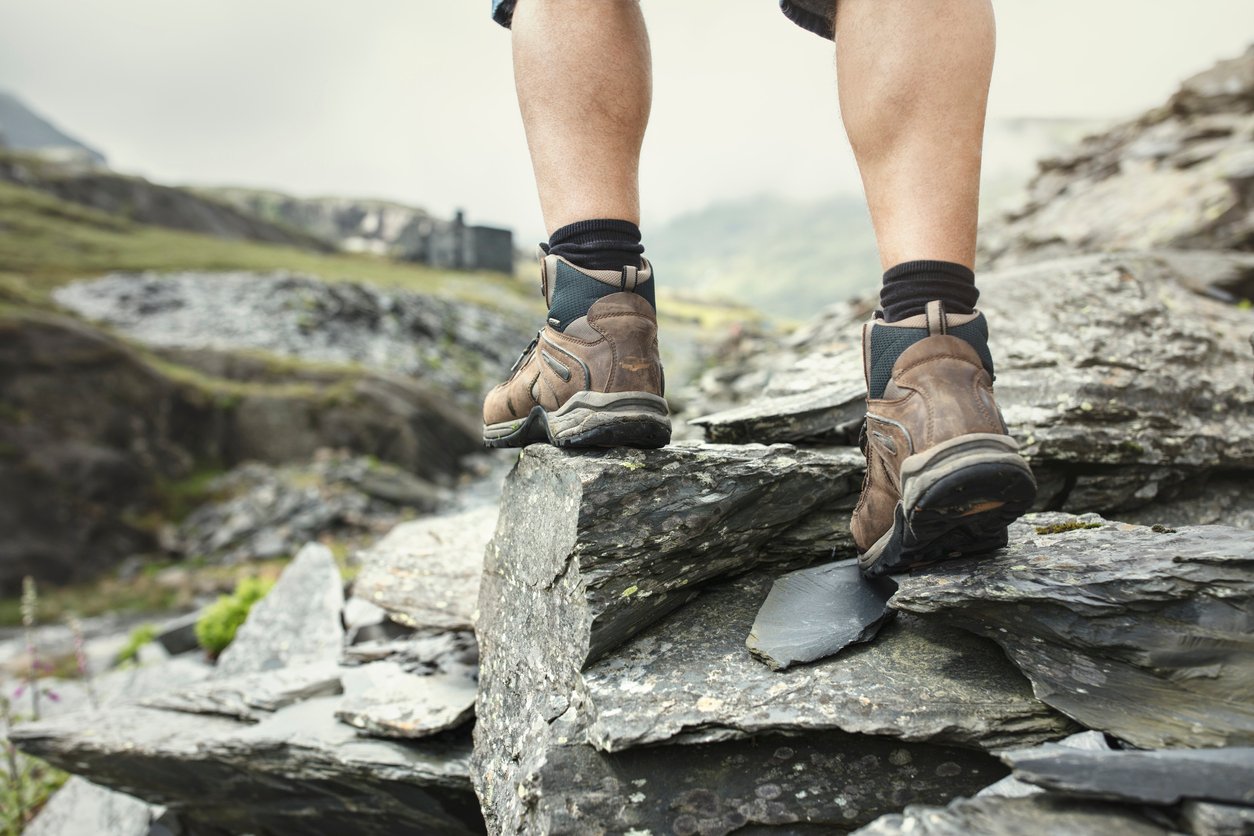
[115,623,158,666]
[195,577,273,656]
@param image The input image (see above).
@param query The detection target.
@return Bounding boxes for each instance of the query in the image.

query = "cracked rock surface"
[472,447,1072,834]
[891,513,1254,749]
[689,253,1254,525]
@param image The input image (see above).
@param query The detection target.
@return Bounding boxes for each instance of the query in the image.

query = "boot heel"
[861,433,1037,576]
[546,391,671,449]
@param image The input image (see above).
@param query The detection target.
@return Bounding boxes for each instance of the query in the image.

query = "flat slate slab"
[350,506,498,631]
[11,700,484,836]
[581,570,1071,753]
[142,661,343,721]
[24,777,158,836]
[892,513,1254,749]
[337,662,476,739]
[1001,745,1254,806]
[215,542,345,678]
[851,793,1172,835]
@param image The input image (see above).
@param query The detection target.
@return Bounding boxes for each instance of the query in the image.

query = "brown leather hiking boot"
[853,301,1037,576]
[482,253,670,449]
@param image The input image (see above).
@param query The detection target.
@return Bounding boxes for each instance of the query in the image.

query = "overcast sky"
[1,1,1250,242]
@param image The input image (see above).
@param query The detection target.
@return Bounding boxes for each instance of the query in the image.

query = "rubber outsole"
[860,438,1037,577]
[483,391,671,450]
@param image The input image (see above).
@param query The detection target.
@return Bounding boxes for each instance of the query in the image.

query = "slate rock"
[980,46,1254,266]
[153,611,201,655]
[474,562,1070,834]
[215,542,345,677]
[891,513,1254,749]
[1179,800,1254,836]
[342,629,479,674]
[24,777,159,836]
[688,253,1254,519]
[978,730,1110,799]
[11,699,484,835]
[142,661,343,721]
[581,569,1069,753]
[1001,745,1254,806]
[52,270,532,408]
[746,558,896,670]
[479,442,863,668]
[350,506,498,632]
[483,703,1008,836]
[336,662,476,740]
[851,793,1171,836]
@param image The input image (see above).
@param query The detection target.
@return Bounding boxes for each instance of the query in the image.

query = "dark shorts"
[490,0,836,40]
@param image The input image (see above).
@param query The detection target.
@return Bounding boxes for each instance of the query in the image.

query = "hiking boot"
[853,301,1036,576]
[482,252,671,449]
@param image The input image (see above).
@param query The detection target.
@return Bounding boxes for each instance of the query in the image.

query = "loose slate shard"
[891,513,1254,749]
[746,558,896,670]
[1001,745,1254,806]
[215,542,345,678]
[850,793,1172,836]
[979,730,1111,799]
[336,662,477,740]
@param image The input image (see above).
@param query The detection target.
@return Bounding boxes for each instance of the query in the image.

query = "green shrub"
[115,623,157,666]
[194,577,273,656]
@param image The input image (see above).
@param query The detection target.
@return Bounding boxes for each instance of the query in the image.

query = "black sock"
[879,260,979,322]
[546,219,644,271]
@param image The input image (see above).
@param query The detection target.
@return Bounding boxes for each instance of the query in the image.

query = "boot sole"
[483,390,671,450]
[860,433,1037,577]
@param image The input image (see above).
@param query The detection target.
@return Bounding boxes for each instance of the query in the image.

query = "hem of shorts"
[780,0,835,40]
[493,0,516,29]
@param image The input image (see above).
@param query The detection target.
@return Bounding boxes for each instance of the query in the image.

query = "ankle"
[879,260,978,322]
[546,219,644,272]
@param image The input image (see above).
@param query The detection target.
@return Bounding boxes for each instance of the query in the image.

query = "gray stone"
[52,269,531,408]
[746,558,896,670]
[215,543,345,678]
[142,661,343,721]
[687,253,1254,520]
[981,47,1254,267]
[1001,745,1254,806]
[336,662,476,740]
[479,442,863,669]
[891,513,1254,749]
[11,699,484,835]
[342,629,479,673]
[851,794,1171,836]
[979,731,1110,799]
[24,777,158,836]
[350,506,498,632]
[153,611,200,656]
[481,703,1008,836]
[474,538,1068,834]
[1180,800,1254,836]
[580,570,1070,753]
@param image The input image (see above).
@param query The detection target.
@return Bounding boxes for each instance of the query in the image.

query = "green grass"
[0,179,536,313]
[195,576,274,656]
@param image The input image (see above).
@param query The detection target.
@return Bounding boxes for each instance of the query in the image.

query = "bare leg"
[835,0,996,269]
[511,0,651,235]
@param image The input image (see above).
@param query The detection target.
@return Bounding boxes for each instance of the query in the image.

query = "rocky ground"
[6,42,1254,836]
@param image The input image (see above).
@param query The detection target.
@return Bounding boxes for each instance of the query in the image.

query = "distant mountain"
[0,91,107,166]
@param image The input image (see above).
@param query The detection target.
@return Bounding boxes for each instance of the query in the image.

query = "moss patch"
[1034,520,1104,535]
[195,576,275,656]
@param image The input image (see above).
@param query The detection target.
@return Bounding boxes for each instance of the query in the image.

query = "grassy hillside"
[0,179,535,312]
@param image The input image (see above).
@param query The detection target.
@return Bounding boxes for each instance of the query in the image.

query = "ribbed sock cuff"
[880,260,979,322]
[547,219,644,271]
